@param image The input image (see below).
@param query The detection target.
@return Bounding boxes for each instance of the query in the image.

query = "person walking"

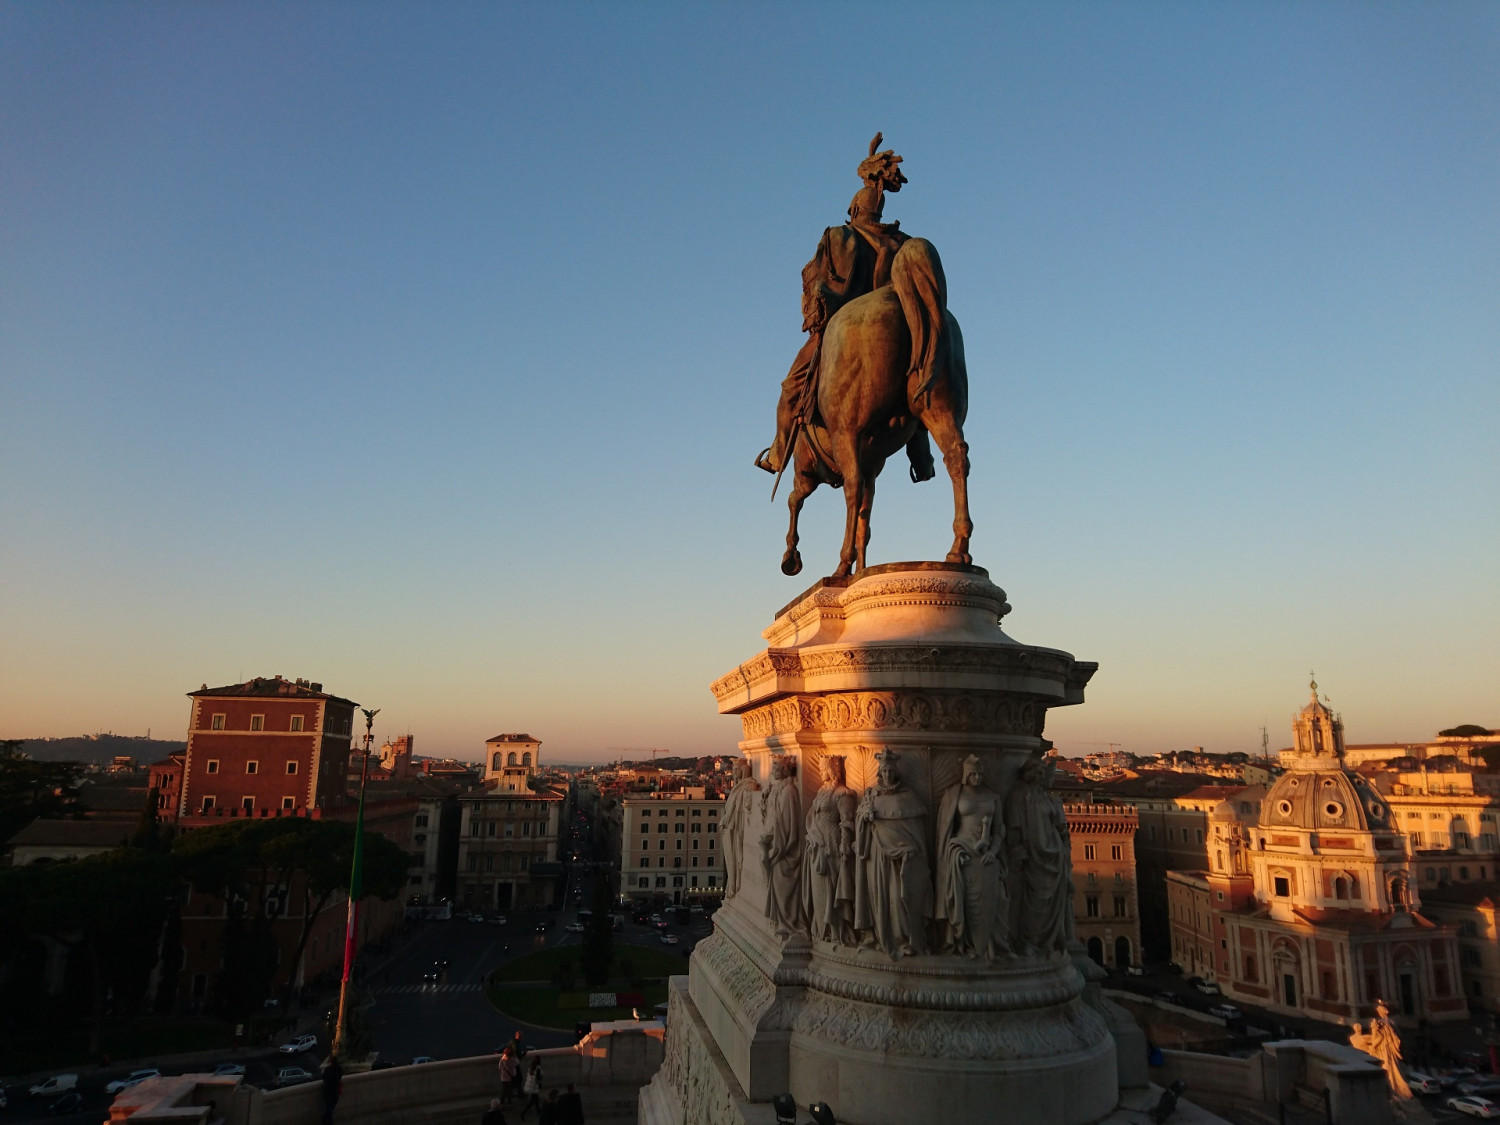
[497,1046,519,1106]
[556,1082,584,1125]
[519,1058,543,1119]
[537,1090,560,1125]
[320,1058,343,1125]
[481,1098,508,1125]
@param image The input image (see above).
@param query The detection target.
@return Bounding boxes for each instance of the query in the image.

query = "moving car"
[276,1067,315,1088]
[29,1076,79,1098]
[279,1034,319,1055]
[660,933,680,945]
[211,1063,246,1078]
[105,1069,161,1095]
[1448,1095,1500,1118]
[46,1091,85,1116]
[422,968,442,983]
[535,922,549,933]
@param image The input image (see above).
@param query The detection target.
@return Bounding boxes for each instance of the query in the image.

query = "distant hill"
[7,734,186,767]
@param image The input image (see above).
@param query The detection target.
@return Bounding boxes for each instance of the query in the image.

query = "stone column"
[641,563,1117,1125]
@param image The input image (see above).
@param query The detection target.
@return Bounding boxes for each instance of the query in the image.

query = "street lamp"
[332,706,379,1060]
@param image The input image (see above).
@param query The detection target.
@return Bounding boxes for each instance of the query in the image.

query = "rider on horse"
[755,135,937,484]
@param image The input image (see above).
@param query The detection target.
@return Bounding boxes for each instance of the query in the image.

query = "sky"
[2,3,1496,764]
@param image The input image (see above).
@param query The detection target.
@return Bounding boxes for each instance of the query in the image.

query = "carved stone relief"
[935,755,1010,959]
[853,749,933,958]
[802,755,857,945]
[740,690,1047,739]
[1006,755,1074,957]
[759,754,806,937]
[720,759,761,901]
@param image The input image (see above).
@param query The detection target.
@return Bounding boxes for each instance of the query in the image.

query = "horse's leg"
[831,438,863,579]
[854,464,877,572]
[921,407,973,565]
[781,459,817,577]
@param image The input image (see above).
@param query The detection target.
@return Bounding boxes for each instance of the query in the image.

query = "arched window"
[1087,937,1104,966]
[508,752,518,766]
[1114,935,1132,969]
[492,752,502,771]
[1244,954,1258,982]
[1334,876,1349,900]
[521,752,531,766]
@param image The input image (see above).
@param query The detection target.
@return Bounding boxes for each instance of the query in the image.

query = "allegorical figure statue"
[753,135,974,580]
[934,755,1010,960]
[803,755,857,945]
[759,755,805,938]
[1350,1000,1413,1100]
[721,758,761,901]
[854,749,933,958]
[1006,756,1073,957]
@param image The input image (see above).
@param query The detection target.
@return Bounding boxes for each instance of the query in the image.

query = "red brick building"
[175,676,358,822]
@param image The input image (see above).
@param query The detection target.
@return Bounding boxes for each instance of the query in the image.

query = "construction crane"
[1072,741,1123,754]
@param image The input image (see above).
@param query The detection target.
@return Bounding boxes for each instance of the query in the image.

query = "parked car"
[105,1069,161,1095]
[29,1076,79,1098]
[468,913,486,924]
[660,933,680,945]
[534,922,549,933]
[1208,1004,1241,1022]
[1124,965,1145,977]
[46,1092,85,1116]
[276,1067,315,1088]
[210,1063,246,1078]
[1194,979,1221,995]
[490,915,507,925]
[1406,1072,1445,1095]
[1457,1080,1500,1097]
[410,1056,434,1066]
[279,1034,319,1055]
[565,922,586,933]
[1448,1095,1500,1118]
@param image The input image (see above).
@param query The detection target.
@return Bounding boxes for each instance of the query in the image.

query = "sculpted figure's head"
[1020,755,1056,788]
[770,754,795,782]
[732,758,749,781]
[822,755,846,786]
[1375,998,1390,1020]
[962,754,984,788]
[874,749,901,790]
[848,132,906,223]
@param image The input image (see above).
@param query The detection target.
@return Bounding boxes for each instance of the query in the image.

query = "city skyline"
[3,6,1496,763]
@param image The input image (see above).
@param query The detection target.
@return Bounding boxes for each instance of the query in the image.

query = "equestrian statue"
[755,134,972,579]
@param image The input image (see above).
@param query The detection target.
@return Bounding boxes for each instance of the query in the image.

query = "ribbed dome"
[1260,767,1392,832]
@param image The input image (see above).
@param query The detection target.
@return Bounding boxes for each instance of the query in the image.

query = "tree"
[0,740,83,842]
[580,877,615,986]
[1440,725,1493,738]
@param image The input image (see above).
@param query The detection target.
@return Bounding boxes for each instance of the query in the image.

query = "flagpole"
[333,706,378,1060]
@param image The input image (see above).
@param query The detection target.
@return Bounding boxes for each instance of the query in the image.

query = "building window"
[676,839,683,850]
[416,813,429,828]
[201,796,216,811]
[246,760,258,775]
[708,837,715,850]
[1111,844,1122,861]
[674,857,683,868]
[672,876,684,887]
[206,760,220,774]
[1113,896,1126,917]
[1465,948,1483,967]
[467,855,477,871]
[241,796,254,810]
[250,715,264,731]
[656,877,666,888]
[692,808,701,816]
[1273,876,1290,897]
[641,856,649,868]
[211,714,226,730]
[708,875,717,886]
[692,857,699,867]
[692,838,699,849]
[471,822,481,836]
[286,761,298,774]
[282,796,295,809]
[1085,895,1100,918]
[638,877,649,888]
[1084,844,1096,860]
[1244,955,1257,982]
[522,822,531,837]
[658,858,665,867]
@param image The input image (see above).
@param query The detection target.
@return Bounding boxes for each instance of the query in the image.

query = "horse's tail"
[891,237,949,405]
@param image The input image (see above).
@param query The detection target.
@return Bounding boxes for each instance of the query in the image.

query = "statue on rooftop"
[754,135,974,579]
[1350,1000,1413,1100]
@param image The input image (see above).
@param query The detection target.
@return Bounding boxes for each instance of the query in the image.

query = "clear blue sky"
[3,3,1496,762]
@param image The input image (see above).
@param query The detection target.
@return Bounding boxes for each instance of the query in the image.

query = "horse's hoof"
[831,563,852,579]
[781,551,803,577]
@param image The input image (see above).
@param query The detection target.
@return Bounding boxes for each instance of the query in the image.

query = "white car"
[660,933,680,945]
[1405,1071,1444,1095]
[490,915,507,925]
[210,1063,246,1078]
[276,1067,315,1088]
[105,1069,160,1095]
[1447,1095,1500,1118]
[29,1075,79,1098]
[565,922,586,933]
[279,1034,319,1055]
[1207,1004,1241,1021]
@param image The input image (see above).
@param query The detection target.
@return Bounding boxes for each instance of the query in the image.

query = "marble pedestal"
[640,563,1117,1125]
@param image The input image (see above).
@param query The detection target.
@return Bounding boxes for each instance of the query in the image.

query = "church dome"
[1260,766,1393,832]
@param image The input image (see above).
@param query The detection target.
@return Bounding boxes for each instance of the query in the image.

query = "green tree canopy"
[0,739,83,842]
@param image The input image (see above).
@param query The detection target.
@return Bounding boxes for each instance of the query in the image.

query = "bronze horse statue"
[780,236,971,579]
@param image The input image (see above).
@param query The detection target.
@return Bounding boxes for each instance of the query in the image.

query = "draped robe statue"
[759,755,805,937]
[935,755,1010,959]
[854,750,932,958]
[721,759,761,901]
[1350,1000,1413,1100]
[1006,756,1073,957]
[803,755,857,944]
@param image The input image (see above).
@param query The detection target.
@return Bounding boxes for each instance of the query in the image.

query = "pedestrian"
[320,1058,343,1125]
[538,1089,560,1125]
[520,1058,543,1119]
[556,1082,584,1125]
[510,1029,527,1059]
[481,1097,508,1125]
[498,1045,518,1105]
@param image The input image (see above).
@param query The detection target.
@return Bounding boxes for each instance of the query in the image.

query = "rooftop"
[189,675,357,707]
[6,818,134,849]
[486,733,539,743]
